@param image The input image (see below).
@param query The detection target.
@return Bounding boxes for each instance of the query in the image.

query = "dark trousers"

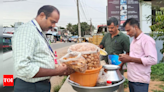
[129,81,149,92]
[14,78,51,92]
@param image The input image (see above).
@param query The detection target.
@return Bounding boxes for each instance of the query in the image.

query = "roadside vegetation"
[53,76,67,92]
[151,63,164,92]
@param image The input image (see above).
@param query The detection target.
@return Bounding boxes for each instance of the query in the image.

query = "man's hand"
[99,45,103,49]
[33,64,75,78]
[55,64,75,76]
[119,62,124,71]
[119,54,131,63]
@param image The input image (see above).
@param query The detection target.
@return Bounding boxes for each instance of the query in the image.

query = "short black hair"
[37,5,60,18]
[107,17,118,26]
[123,18,140,28]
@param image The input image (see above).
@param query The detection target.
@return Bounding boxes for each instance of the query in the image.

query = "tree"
[81,22,90,36]
[72,24,78,35]
[139,0,164,62]
[11,25,14,27]
[150,9,164,54]
[59,26,65,29]
[3,26,9,28]
[67,22,95,36]
[66,23,74,34]
[140,0,164,54]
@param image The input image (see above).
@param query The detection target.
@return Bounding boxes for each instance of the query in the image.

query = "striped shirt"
[12,19,55,83]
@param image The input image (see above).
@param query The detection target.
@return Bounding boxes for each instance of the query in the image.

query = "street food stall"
[59,43,125,92]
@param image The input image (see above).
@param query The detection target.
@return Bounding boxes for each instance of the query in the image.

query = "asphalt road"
[51,42,75,50]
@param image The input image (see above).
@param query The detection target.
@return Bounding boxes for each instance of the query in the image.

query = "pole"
[77,0,81,42]
[90,19,92,35]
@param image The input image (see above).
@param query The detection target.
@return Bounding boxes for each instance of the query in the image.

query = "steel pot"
[103,65,123,82]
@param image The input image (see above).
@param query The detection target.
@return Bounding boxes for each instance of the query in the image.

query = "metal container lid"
[103,65,120,70]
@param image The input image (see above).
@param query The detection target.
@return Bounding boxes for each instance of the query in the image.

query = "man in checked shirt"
[12,5,74,92]
[119,18,157,92]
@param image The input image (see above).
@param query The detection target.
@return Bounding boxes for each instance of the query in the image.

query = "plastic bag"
[68,42,100,70]
[59,52,87,73]
[96,69,108,86]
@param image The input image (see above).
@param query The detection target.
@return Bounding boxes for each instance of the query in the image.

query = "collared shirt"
[12,19,55,83]
[127,32,157,83]
[100,31,130,55]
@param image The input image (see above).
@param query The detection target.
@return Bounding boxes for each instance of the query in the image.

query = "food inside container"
[82,53,100,70]
[100,49,107,56]
[68,43,100,70]
[59,52,87,73]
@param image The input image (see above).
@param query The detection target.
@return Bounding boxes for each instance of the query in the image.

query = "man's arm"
[99,34,107,49]
[119,40,157,65]
[33,64,74,78]
[119,36,130,70]
[140,40,157,66]
[119,54,143,64]
[99,45,104,49]
[119,53,129,70]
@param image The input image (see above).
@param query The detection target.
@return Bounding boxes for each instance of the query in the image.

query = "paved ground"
[51,42,75,50]
[50,45,71,92]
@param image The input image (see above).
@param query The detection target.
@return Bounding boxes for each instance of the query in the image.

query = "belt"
[38,79,50,83]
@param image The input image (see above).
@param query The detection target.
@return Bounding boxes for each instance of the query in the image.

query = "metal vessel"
[67,76,125,92]
[103,65,123,82]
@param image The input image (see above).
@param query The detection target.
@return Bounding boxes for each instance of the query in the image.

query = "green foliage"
[62,76,67,84]
[10,25,14,27]
[152,90,164,92]
[150,9,164,54]
[124,69,127,72]
[152,85,164,92]
[72,24,78,35]
[66,23,74,34]
[159,85,164,90]
[59,26,65,29]
[3,26,9,28]
[53,76,68,92]
[151,63,164,81]
[140,0,164,54]
[66,22,95,36]
[123,79,129,88]
[151,63,164,92]
[54,85,61,92]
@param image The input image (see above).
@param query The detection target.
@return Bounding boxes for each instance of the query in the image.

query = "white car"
[0,34,14,91]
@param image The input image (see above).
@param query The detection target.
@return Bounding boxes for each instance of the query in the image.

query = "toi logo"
[3,75,14,86]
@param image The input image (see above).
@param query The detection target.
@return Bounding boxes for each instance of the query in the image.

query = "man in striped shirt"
[12,5,74,92]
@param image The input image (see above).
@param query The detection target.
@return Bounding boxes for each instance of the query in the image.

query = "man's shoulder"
[18,21,34,29]
[119,31,128,37]
[15,21,36,33]
[142,33,155,43]
[104,33,110,37]
[119,31,129,41]
[14,21,37,37]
